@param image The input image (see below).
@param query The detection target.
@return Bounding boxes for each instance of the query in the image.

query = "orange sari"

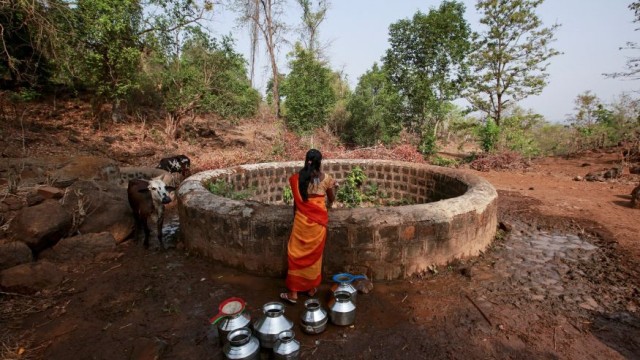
[285,173,328,292]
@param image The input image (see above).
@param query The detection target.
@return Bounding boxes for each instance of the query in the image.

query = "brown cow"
[127,178,175,249]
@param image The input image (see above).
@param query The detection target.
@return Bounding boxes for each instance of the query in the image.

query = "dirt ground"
[1,99,640,359]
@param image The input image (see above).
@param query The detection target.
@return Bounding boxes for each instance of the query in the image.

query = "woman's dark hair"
[299,149,322,201]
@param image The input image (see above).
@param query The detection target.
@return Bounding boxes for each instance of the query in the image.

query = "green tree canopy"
[344,63,402,146]
[466,0,561,126]
[282,44,336,134]
[151,33,259,138]
[384,0,471,135]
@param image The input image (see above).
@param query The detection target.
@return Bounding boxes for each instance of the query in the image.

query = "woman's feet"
[307,287,318,297]
[280,292,297,304]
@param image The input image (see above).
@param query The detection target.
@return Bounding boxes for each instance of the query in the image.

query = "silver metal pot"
[273,329,301,359]
[330,281,358,304]
[222,328,260,360]
[300,298,328,335]
[331,273,366,304]
[218,310,252,346]
[328,290,356,326]
[252,302,293,349]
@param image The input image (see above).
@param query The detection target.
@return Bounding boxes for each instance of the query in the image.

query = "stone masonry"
[177,160,498,280]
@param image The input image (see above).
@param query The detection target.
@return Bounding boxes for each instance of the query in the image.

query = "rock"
[10,199,73,252]
[3,197,24,211]
[498,221,513,232]
[581,163,591,167]
[51,156,121,187]
[118,167,174,188]
[353,278,374,294]
[573,176,583,181]
[631,184,640,209]
[37,186,65,200]
[39,232,116,262]
[26,192,45,206]
[630,166,640,175]
[585,171,605,182]
[603,166,623,179]
[0,241,33,271]
[60,181,134,243]
[460,266,473,278]
[0,261,64,294]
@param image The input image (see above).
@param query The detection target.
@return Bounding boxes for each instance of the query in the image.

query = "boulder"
[0,241,33,271]
[118,167,175,188]
[37,186,65,200]
[0,261,64,294]
[353,278,374,294]
[631,184,640,209]
[51,156,121,188]
[39,232,116,262]
[10,199,73,252]
[26,192,45,206]
[61,180,134,243]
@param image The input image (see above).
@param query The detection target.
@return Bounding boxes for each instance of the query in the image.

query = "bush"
[469,151,529,172]
[336,167,367,208]
[205,179,253,200]
[430,156,458,167]
[477,119,500,152]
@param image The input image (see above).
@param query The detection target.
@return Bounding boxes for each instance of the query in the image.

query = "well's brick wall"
[177,160,498,280]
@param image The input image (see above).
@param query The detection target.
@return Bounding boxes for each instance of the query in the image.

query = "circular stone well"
[177,160,497,280]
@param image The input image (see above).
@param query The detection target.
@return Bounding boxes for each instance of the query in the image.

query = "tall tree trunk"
[249,0,260,86]
[261,0,280,118]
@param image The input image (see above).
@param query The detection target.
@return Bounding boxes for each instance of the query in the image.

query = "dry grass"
[469,151,531,172]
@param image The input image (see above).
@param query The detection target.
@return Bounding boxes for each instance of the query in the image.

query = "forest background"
[3,0,640,162]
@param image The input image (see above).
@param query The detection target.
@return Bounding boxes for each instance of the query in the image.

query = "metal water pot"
[218,311,251,346]
[272,330,301,359]
[300,298,328,335]
[328,290,356,326]
[252,302,293,349]
[330,273,366,304]
[222,328,260,360]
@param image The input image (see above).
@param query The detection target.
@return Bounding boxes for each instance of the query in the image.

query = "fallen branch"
[464,294,493,327]
[102,264,122,274]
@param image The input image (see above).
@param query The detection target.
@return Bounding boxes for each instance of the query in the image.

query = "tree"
[233,0,286,118]
[605,2,640,79]
[282,44,335,133]
[73,0,144,120]
[568,91,601,127]
[326,69,352,136]
[344,63,402,146]
[0,0,71,87]
[384,1,471,146]
[153,33,259,138]
[466,0,560,127]
[68,0,211,121]
[296,0,329,59]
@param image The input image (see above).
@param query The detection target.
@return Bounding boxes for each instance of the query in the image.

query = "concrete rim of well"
[177,159,498,280]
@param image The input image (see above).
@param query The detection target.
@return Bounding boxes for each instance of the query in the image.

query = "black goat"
[157,155,191,177]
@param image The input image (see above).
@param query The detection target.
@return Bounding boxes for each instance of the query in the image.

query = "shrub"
[431,156,458,167]
[336,166,367,208]
[205,179,253,200]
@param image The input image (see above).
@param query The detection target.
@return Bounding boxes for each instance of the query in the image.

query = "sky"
[208,0,639,123]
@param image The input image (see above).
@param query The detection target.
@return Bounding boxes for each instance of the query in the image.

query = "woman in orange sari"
[280,149,336,304]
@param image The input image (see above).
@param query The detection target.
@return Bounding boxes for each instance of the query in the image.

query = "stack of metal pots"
[222,328,260,360]
[252,302,294,349]
[272,329,301,359]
